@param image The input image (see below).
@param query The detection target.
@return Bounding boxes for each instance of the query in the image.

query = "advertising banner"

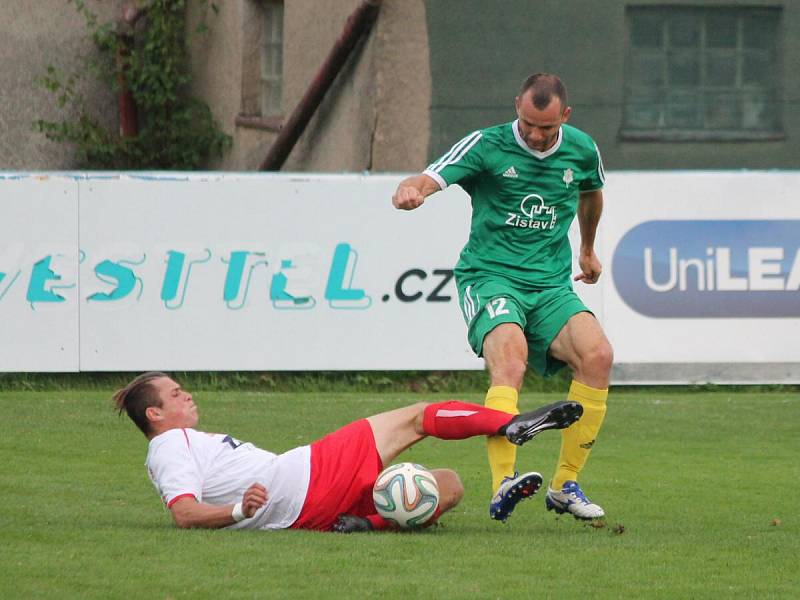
[0,174,80,371]
[1,171,798,382]
[602,172,800,367]
[76,173,483,370]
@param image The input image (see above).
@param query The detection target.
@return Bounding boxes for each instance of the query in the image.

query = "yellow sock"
[485,386,519,491]
[552,380,608,490]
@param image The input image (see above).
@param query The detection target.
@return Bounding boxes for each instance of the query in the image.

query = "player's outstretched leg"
[419,400,581,446]
[545,480,605,520]
[501,401,583,446]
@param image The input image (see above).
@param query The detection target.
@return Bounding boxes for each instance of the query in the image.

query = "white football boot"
[545,480,605,520]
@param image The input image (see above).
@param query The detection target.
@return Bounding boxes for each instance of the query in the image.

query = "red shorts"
[290,419,383,531]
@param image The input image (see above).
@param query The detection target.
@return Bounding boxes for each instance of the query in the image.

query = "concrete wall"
[5,0,797,172]
[3,0,429,173]
[370,0,430,172]
[0,0,121,170]
[187,0,431,173]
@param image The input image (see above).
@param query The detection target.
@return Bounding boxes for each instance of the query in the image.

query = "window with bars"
[623,6,782,140]
[260,1,284,116]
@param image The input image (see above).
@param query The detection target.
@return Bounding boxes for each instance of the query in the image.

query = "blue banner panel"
[612,220,800,318]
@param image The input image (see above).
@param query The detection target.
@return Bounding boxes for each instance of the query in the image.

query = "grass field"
[1,386,797,599]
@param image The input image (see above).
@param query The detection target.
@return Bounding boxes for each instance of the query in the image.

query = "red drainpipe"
[117,0,146,138]
[258,0,383,171]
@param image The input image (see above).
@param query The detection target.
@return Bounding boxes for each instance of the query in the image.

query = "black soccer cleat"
[332,514,373,533]
[501,401,583,446]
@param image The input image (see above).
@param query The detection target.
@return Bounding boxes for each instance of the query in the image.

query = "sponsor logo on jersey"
[612,220,800,317]
[502,166,518,178]
[562,168,574,188]
[505,194,557,230]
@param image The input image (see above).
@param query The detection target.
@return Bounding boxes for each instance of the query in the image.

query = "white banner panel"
[1,171,798,381]
[78,173,485,370]
[0,174,79,371]
[602,172,800,365]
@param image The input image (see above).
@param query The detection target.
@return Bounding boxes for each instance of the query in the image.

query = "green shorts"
[456,278,591,377]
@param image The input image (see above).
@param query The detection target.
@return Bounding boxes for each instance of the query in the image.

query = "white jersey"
[146,428,311,530]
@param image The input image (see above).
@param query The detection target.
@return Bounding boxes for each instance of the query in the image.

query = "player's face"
[150,376,199,430]
[514,92,571,152]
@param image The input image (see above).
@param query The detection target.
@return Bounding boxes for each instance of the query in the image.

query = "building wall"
[7,0,794,173]
[426,0,800,170]
[0,0,122,170]
[187,0,431,173]
[3,0,429,173]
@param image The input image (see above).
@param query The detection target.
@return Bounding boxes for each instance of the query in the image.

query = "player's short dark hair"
[113,371,169,436]
[519,73,568,112]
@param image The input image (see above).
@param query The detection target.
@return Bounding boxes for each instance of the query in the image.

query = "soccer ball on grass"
[372,462,440,528]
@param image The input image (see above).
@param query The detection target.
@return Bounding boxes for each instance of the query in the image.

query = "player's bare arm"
[169,483,268,529]
[574,189,604,284]
[392,174,440,210]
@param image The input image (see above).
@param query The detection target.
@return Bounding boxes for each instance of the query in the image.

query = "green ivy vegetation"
[35,0,230,169]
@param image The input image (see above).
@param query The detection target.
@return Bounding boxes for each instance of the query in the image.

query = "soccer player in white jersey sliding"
[114,372,582,532]
[393,73,612,522]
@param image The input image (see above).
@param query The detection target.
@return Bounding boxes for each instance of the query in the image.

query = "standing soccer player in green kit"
[392,73,612,522]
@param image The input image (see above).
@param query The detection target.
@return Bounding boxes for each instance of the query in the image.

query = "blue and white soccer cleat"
[489,471,543,522]
[545,480,605,520]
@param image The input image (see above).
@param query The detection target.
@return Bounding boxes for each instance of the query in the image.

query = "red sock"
[422,401,512,440]
[422,505,443,529]
[366,513,392,530]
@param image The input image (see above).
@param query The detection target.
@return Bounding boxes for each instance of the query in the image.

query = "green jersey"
[424,121,605,289]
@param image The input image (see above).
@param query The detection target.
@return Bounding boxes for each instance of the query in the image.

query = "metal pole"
[258,0,382,171]
[117,0,147,138]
